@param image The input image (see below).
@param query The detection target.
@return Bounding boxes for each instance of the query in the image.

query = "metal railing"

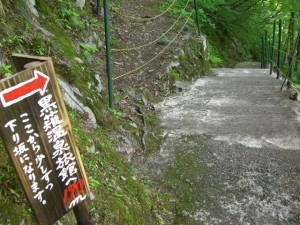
[261,12,300,90]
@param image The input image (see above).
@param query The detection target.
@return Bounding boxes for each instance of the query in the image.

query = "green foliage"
[89,18,103,30]
[157,36,170,45]
[79,42,98,58]
[159,0,300,63]
[58,0,85,31]
[288,63,300,86]
[0,139,35,224]
[108,107,122,117]
[0,35,24,49]
[208,54,223,66]
[64,110,164,224]
[207,44,223,67]
[159,0,193,27]
[88,176,101,188]
[197,8,216,29]
[168,68,181,82]
[29,36,53,56]
[0,34,25,54]
[0,63,12,78]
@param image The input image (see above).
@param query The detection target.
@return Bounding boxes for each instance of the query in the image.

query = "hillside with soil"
[0,0,250,224]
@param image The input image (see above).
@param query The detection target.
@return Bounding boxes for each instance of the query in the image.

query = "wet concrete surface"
[143,63,300,224]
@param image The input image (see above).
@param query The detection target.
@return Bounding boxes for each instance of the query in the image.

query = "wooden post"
[73,201,94,225]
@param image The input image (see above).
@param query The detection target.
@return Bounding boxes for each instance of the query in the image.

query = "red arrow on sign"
[0,70,50,107]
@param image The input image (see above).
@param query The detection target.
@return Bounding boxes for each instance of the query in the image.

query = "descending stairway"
[144,62,300,224]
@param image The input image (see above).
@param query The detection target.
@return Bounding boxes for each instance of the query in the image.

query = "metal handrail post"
[104,0,114,109]
[288,12,295,82]
[277,19,282,79]
[193,0,201,35]
[261,37,264,68]
[264,30,268,68]
[270,21,276,74]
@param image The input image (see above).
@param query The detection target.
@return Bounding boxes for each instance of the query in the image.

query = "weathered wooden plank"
[0,55,90,225]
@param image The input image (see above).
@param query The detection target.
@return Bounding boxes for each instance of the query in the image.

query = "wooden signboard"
[0,54,90,225]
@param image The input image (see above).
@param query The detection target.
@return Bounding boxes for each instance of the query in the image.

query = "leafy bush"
[168,68,181,82]
[79,42,98,58]
[58,0,85,31]
[0,63,12,78]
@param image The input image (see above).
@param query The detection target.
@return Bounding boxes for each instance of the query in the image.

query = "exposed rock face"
[173,81,191,92]
[114,133,138,162]
[58,78,97,129]
[26,0,38,16]
[76,0,85,8]
[166,62,179,74]
[197,35,208,52]
[94,74,103,93]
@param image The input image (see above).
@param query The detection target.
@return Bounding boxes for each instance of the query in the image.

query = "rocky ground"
[107,0,195,113]
[100,0,208,161]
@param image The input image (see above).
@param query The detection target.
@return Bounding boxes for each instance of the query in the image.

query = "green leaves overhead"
[195,0,299,60]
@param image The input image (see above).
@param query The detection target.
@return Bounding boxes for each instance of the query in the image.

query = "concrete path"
[144,63,300,224]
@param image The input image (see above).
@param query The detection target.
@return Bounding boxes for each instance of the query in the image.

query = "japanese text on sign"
[5,113,54,205]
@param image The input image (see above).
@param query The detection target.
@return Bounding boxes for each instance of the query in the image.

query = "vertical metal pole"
[269,40,272,68]
[193,0,201,36]
[261,37,264,68]
[289,12,295,81]
[264,30,268,68]
[103,0,114,109]
[263,38,266,68]
[97,0,101,16]
[277,19,282,79]
[270,21,276,74]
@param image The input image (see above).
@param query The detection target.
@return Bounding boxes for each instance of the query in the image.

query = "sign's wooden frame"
[0,54,92,225]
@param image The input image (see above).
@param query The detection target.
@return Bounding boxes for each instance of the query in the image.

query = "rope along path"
[112,0,190,52]
[113,12,192,81]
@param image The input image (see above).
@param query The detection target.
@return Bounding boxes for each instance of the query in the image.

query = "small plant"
[158,36,169,45]
[79,42,98,58]
[0,35,24,48]
[90,18,102,30]
[0,63,12,78]
[58,0,85,31]
[0,35,24,53]
[207,45,223,66]
[208,54,223,66]
[89,176,101,188]
[136,98,144,105]
[108,107,122,117]
[168,68,180,82]
[36,44,47,55]
[61,9,85,30]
